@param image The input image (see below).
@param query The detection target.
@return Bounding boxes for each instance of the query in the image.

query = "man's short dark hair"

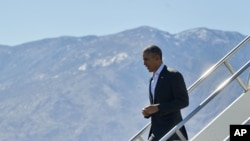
[143,45,162,59]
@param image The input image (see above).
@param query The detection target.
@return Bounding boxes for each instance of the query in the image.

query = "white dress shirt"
[151,63,164,99]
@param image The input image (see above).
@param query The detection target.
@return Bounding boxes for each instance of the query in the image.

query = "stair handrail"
[159,60,250,141]
[129,35,250,141]
[187,35,250,93]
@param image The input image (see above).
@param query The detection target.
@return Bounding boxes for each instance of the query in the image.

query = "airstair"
[130,35,250,141]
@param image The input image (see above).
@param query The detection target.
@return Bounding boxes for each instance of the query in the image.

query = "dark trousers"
[148,127,188,141]
[148,133,182,141]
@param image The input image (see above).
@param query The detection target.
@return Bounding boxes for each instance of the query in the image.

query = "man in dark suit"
[142,45,189,141]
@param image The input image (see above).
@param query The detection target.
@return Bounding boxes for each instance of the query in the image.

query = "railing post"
[224,61,248,91]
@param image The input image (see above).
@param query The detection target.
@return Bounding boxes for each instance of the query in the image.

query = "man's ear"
[156,54,161,60]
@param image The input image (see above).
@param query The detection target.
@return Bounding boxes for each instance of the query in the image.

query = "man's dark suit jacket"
[147,65,189,141]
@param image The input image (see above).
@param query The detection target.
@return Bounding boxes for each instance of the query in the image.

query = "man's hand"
[142,104,159,117]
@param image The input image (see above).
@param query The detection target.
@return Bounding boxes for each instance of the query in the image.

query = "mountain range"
[0,26,249,141]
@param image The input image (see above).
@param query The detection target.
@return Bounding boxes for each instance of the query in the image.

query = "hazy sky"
[1,0,249,46]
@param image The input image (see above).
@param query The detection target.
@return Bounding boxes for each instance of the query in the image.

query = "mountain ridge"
[1,26,245,47]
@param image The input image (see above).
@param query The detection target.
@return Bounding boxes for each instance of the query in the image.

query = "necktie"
[149,77,154,104]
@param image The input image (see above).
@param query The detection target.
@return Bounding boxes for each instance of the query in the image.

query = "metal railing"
[129,35,250,141]
[187,35,250,93]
